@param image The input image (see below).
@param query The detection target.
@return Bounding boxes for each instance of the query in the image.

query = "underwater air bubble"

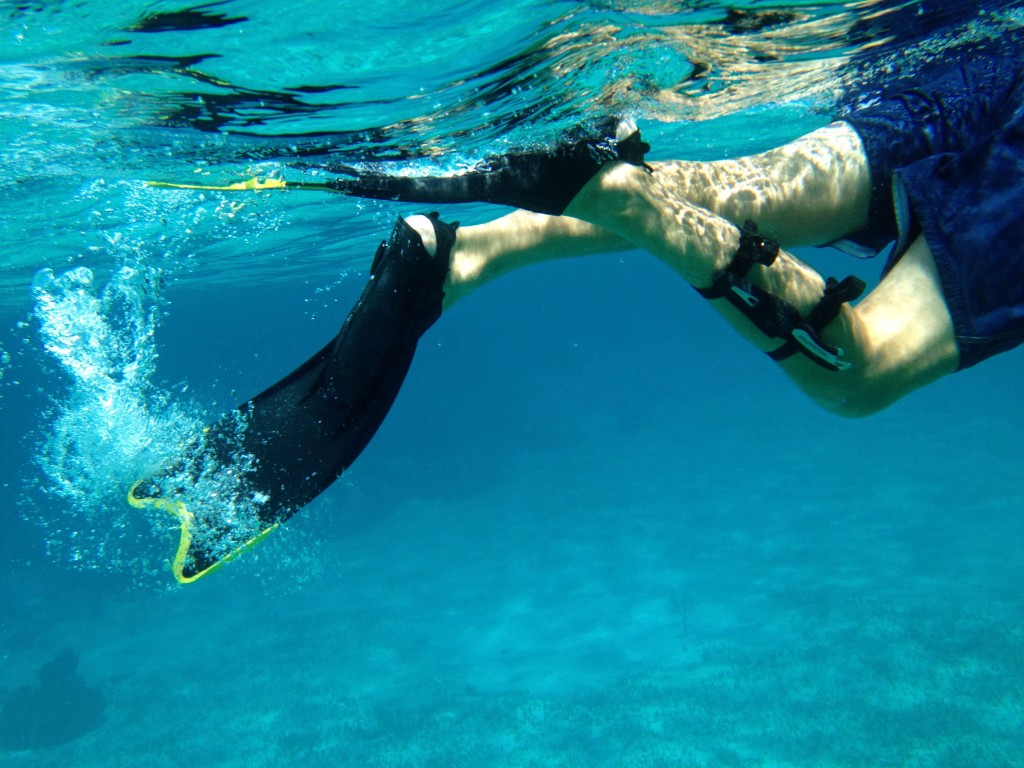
[28,180,281,580]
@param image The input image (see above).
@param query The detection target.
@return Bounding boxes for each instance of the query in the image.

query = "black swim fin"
[322,117,651,216]
[130,213,457,583]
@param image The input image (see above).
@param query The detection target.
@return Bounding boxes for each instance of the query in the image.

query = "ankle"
[403,214,437,256]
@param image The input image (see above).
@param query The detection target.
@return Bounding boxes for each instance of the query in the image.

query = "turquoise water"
[2,0,1023,764]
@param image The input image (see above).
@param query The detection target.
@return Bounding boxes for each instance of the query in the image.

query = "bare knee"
[788,351,912,419]
[805,378,899,419]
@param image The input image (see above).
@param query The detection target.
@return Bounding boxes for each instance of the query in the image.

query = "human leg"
[367,116,959,415]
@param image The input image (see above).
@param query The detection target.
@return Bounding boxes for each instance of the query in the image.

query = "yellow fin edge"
[146,176,289,192]
[146,177,336,193]
[128,481,278,584]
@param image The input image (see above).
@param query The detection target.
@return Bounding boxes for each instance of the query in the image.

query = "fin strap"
[696,220,864,372]
[767,275,866,368]
[695,219,779,300]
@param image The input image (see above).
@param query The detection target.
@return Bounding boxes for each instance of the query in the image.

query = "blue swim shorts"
[840,53,1024,369]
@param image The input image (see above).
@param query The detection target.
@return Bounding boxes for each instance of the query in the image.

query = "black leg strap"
[696,220,866,372]
[695,219,779,299]
[767,275,866,369]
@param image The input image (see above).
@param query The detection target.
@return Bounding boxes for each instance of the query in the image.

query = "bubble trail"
[27,180,285,579]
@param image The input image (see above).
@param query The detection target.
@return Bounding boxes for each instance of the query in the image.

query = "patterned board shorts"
[841,52,1024,369]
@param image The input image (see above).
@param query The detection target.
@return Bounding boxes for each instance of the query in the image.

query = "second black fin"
[324,118,651,216]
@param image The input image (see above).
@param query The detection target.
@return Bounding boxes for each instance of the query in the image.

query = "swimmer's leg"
[335,119,869,251]
[131,214,456,583]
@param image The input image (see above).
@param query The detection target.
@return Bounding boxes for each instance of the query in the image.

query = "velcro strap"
[769,275,866,370]
[703,271,802,340]
[696,220,779,299]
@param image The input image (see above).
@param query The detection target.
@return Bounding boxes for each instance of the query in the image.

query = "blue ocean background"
[2,0,1022,764]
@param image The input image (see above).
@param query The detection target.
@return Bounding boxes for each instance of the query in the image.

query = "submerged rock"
[0,650,105,751]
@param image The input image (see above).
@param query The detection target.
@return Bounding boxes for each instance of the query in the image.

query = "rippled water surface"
[4,0,1021,299]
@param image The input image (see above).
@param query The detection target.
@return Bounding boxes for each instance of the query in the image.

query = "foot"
[325,117,651,216]
[369,213,457,299]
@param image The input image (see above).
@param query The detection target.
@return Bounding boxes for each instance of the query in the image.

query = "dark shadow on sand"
[0,649,105,751]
